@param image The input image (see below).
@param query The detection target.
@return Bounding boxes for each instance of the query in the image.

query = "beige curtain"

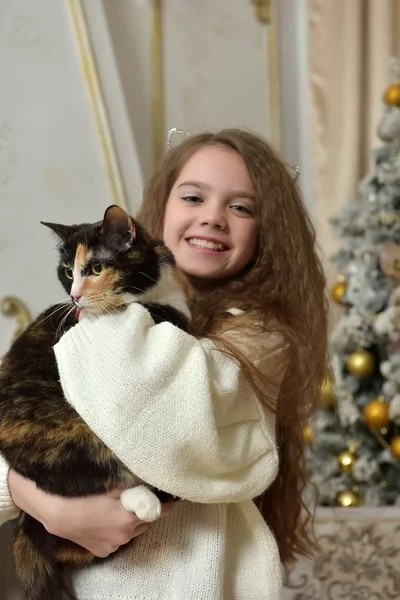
[308,0,400,325]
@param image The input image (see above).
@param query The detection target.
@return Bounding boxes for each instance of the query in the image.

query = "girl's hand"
[8,469,174,557]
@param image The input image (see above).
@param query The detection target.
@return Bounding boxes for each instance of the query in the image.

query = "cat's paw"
[120,486,162,522]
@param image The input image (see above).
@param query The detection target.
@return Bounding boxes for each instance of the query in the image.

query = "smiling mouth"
[186,237,229,252]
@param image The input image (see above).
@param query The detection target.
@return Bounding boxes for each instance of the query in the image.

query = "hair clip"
[166,127,300,181]
[286,163,300,182]
[167,128,192,150]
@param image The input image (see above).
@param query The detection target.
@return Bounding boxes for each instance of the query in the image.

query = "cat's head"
[41,205,177,317]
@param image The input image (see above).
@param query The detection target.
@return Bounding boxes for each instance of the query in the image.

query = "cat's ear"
[40,221,76,242]
[102,205,136,245]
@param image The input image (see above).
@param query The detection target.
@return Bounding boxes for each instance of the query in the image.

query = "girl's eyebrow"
[178,180,255,201]
[233,192,256,201]
[178,180,210,190]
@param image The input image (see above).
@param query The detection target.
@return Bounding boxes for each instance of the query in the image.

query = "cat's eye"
[64,267,73,280]
[91,262,105,276]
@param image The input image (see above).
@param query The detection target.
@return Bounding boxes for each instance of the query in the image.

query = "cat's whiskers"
[83,291,123,316]
[83,296,116,318]
[84,293,111,307]
[56,305,76,338]
[36,302,73,326]
[97,300,118,319]
[56,302,75,324]
[139,272,158,285]
[126,285,146,294]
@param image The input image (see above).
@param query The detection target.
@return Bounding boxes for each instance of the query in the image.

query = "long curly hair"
[137,129,328,565]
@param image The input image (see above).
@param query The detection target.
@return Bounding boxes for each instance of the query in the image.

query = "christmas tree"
[307,58,400,508]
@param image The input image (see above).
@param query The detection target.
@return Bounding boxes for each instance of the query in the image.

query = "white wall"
[0,0,138,356]
[102,0,272,182]
[164,0,270,139]
[102,0,313,208]
[101,0,153,184]
[278,0,315,217]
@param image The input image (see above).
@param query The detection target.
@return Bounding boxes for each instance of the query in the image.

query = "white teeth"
[187,238,226,251]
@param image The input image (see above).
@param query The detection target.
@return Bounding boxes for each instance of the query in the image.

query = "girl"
[0,129,328,599]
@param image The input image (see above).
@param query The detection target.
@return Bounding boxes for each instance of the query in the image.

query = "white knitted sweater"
[1,304,288,599]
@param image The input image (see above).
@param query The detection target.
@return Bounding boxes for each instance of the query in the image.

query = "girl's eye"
[91,262,105,276]
[183,195,202,203]
[231,204,252,215]
[64,267,73,280]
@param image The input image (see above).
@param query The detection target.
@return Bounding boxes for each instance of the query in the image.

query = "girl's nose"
[199,207,227,230]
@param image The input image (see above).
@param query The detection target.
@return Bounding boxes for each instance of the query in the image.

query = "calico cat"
[0,205,190,600]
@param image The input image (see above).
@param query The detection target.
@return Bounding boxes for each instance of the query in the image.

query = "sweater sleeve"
[54,303,288,504]
[0,454,19,525]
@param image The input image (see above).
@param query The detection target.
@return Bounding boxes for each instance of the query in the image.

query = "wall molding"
[250,0,281,150]
[151,0,165,167]
[151,1,282,163]
[66,0,134,211]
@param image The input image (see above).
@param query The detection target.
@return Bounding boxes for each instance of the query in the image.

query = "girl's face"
[163,145,259,285]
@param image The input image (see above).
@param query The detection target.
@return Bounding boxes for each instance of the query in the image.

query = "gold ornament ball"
[337,490,360,508]
[303,424,313,444]
[338,450,357,475]
[319,375,336,409]
[363,398,390,429]
[390,436,400,460]
[384,83,400,107]
[346,349,375,378]
[331,280,347,305]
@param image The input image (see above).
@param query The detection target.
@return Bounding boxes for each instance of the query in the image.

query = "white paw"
[120,486,162,522]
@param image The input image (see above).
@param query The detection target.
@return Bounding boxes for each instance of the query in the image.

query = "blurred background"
[1,2,400,598]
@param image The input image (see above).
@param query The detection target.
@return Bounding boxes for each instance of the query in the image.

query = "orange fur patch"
[75,244,88,268]
[81,265,125,311]
[73,243,123,311]
[83,267,119,296]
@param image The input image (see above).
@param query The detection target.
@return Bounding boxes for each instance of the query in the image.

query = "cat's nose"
[71,293,82,303]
